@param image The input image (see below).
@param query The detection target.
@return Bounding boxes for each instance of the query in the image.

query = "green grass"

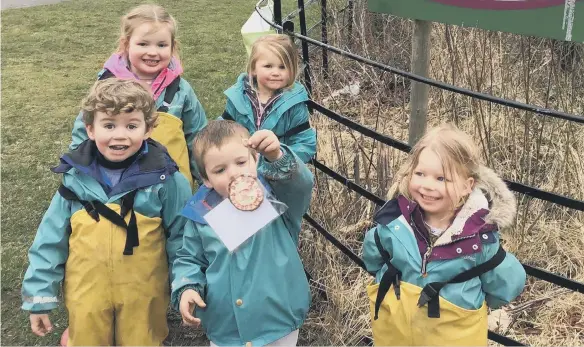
[1,0,259,344]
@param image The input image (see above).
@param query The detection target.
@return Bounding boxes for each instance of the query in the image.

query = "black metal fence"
[254,0,584,345]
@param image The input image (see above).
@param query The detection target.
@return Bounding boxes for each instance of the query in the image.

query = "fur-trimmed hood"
[428,165,516,247]
[374,165,518,263]
[475,165,516,229]
[391,165,516,253]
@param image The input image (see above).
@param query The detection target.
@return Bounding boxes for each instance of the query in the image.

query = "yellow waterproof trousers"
[64,205,169,346]
[151,112,193,188]
[367,280,488,346]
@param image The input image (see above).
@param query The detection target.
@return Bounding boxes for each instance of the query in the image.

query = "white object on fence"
[242,0,276,56]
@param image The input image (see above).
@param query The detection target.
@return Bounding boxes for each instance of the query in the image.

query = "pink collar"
[102,53,183,100]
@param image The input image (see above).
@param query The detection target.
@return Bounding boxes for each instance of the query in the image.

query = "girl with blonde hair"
[221,34,316,164]
[69,4,207,188]
[363,124,526,346]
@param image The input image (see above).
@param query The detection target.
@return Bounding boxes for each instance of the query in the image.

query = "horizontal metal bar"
[254,1,584,124]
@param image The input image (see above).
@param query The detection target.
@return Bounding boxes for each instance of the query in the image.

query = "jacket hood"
[393,165,516,247]
[475,165,516,229]
[52,139,178,198]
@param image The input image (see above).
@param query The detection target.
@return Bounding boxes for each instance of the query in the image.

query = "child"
[70,4,207,187]
[21,79,192,346]
[171,120,314,346]
[362,124,526,346]
[222,34,316,164]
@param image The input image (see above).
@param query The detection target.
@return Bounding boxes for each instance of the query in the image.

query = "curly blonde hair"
[81,78,157,129]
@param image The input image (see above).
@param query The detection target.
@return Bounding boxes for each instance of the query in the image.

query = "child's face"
[126,22,173,80]
[86,110,152,162]
[202,138,258,199]
[252,47,290,96]
[408,148,474,222]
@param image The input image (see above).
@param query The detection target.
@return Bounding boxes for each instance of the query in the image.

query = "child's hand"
[248,130,283,162]
[179,289,206,328]
[30,313,53,336]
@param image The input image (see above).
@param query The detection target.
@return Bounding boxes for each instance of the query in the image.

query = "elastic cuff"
[261,146,298,181]
[178,284,200,301]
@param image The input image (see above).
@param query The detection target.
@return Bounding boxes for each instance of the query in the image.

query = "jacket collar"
[397,189,494,247]
[375,165,515,261]
[224,73,308,129]
[102,53,183,101]
[52,139,178,197]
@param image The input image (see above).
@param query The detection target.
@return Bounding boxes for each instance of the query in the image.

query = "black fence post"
[274,0,282,33]
[321,0,329,79]
[298,0,313,96]
[283,20,295,34]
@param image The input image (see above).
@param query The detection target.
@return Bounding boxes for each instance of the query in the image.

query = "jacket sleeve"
[21,192,71,312]
[479,234,526,309]
[218,100,237,121]
[362,224,394,277]
[258,145,314,243]
[70,110,88,150]
[282,102,316,164]
[170,221,209,310]
[181,83,208,182]
[160,171,193,280]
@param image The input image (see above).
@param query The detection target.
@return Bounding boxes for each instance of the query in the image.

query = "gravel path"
[2,0,70,10]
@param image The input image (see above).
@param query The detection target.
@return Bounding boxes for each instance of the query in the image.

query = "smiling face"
[408,148,474,224]
[86,110,152,162]
[126,22,173,80]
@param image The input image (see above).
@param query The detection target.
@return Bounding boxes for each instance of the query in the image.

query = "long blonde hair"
[388,124,482,205]
[246,34,299,90]
[116,4,180,60]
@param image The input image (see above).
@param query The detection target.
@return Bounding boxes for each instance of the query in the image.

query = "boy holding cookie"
[171,120,314,347]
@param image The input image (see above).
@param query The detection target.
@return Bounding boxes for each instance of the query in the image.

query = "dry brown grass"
[295,0,584,345]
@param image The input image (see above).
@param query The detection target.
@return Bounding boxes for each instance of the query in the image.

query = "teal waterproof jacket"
[69,54,207,183]
[21,139,191,312]
[363,166,526,310]
[222,73,316,164]
[170,146,314,346]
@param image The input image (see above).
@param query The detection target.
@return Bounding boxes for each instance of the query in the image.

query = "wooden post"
[347,0,354,48]
[321,0,329,79]
[408,20,432,146]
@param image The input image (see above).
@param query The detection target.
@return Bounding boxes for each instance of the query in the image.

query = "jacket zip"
[409,220,432,276]
[410,219,476,276]
[242,84,303,130]
[256,94,282,129]
[421,246,432,275]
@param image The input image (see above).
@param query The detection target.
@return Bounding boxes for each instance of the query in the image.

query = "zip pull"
[421,246,432,276]
[256,102,265,129]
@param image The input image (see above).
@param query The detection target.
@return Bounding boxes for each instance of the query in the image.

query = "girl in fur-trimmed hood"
[363,124,526,346]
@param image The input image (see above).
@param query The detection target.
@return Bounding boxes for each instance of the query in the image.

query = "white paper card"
[204,197,279,251]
